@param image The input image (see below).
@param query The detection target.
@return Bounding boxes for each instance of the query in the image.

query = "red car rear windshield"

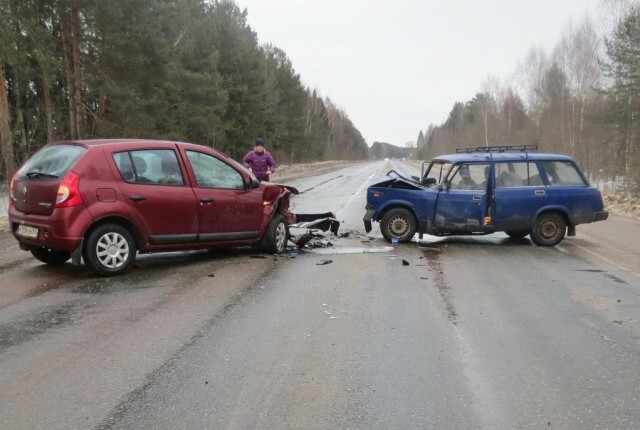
[16,145,86,180]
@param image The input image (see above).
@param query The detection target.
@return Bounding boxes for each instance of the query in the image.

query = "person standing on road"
[242,138,276,182]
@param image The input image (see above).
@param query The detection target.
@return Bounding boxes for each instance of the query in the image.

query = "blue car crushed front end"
[363,171,433,234]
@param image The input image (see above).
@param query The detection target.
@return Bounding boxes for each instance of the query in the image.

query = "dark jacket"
[242,150,276,181]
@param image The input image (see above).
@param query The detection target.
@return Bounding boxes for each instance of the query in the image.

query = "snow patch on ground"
[603,193,640,219]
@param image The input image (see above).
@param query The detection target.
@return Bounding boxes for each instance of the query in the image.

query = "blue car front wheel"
[380,208,417,243]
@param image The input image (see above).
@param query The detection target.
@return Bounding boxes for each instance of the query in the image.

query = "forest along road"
[1,159,640,429]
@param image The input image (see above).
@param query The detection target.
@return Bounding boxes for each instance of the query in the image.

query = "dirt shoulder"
[603,194,640,219]
[270,160,358,182]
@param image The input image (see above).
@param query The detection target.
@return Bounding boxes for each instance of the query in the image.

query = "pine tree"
[602,5,640,191]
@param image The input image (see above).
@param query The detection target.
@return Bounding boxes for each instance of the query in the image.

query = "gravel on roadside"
[603,193,640,219]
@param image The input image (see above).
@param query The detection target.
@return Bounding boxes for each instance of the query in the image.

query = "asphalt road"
[1,160,639,429]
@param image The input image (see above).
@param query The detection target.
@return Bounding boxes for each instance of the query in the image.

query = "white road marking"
[309,246,393,254]
[569,242,640,280]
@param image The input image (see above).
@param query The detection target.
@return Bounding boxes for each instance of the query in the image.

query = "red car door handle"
[130,195,146,201]
[199,197,214,203]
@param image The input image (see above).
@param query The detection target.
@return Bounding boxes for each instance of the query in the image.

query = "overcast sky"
[235,0,603,147]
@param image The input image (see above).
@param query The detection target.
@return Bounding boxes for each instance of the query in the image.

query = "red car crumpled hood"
[261,182,298,224]
[262,182,340,235]
[261,182,298,202]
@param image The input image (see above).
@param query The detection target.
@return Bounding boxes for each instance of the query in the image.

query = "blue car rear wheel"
[530,212,566,246]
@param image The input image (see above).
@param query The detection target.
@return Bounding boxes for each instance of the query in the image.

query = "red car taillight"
[55,171,84,207]
[9,174,15,202]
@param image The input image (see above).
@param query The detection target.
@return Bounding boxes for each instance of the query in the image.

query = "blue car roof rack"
[455,145,538,153]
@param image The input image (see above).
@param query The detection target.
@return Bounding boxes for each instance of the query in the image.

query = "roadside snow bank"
[603,193,640,219]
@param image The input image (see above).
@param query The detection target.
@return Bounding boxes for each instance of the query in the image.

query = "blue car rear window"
[541,160,586,186]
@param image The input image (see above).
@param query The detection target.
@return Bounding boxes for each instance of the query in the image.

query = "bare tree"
[482,75,506,144]
[553,16,602,155]
[515,46,550,126]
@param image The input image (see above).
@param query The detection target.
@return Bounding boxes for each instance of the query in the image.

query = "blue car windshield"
[426,161,452,184]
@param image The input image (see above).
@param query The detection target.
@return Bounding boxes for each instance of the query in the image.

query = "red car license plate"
[17,225,38,239]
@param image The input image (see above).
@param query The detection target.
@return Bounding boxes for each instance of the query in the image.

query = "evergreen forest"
[0,0,369,182]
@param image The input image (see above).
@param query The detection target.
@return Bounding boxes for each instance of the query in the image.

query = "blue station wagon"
[363,145,609,246]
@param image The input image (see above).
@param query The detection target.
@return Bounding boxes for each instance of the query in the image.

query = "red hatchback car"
[9,139,298,276]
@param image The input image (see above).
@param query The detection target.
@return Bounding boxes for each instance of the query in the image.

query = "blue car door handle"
[535,190,546,196]
[473,195,483,201]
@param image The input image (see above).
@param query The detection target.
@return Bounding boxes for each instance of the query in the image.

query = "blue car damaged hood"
[369,170,426,190]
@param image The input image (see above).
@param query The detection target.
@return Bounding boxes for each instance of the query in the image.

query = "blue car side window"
[541,161,586,186]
